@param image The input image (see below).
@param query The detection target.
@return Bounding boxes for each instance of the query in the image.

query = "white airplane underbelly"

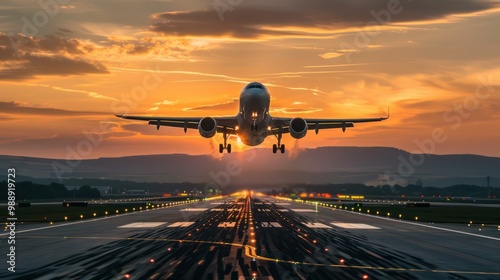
[239,130,267,146]
[237,122,268,146]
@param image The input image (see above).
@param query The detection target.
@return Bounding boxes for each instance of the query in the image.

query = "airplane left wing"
[114,114,238,134]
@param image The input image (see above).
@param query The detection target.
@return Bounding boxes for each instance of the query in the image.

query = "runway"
[1,196,499,279]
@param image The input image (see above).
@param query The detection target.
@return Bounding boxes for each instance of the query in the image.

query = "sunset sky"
[1,0,499,159]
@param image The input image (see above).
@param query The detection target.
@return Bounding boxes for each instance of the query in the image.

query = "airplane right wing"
[269,110,389,135]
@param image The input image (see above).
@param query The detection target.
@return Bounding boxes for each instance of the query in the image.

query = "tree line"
[0,181,101,200]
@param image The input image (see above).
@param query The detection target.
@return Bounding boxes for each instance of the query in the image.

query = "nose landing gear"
[251,112,258,132]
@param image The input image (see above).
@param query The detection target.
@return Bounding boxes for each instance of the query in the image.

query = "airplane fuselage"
[237,82,271,146]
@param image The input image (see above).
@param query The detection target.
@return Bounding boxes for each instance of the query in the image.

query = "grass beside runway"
[352,205,500,224]
[304,201,500,225]
[0,201,193,223]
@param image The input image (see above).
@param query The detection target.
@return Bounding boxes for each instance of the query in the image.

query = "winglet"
[386,107,390,119]
[113,109,124,118]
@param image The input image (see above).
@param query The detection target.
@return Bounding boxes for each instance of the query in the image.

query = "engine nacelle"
[198,117,217,138]
[289,117,308,139]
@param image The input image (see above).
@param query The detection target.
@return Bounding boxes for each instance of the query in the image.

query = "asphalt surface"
[1,196,499,280]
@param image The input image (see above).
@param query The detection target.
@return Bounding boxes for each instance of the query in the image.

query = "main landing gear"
[219,127,231,153]
[219,143,231,153]
[272,128,285,154]
[272,144,285,154]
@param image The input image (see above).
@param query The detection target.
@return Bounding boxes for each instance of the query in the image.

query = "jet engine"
[289,117,308,139]
[198,117,217,138]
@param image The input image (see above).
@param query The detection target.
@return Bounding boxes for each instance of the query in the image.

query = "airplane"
[115,82,389,154]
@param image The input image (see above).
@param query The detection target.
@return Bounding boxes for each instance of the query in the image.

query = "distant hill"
[1,147,498,187]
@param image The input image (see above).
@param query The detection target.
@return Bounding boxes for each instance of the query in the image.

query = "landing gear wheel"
[272,126,285,154]
[219,127,232,153]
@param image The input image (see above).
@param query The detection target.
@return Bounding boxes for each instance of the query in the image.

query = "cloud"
[155,100,178,106]
[17,82,117,101]
[149,0,497,39]
[48,85,116,101]
[0,33,107,80]
[396,97,499,127]
[0,101,107,116]
[121,124,157,135]
[109,67,247,81]
[147,99,178,112]
[0,54,107,80]
[319,52,344,59]
[183,98,239,111]
[100,36,205,59]
[0,33,207,80]
[0,116,16,121]
[0,33,87,57]
[271,107,323,114]
[120,123,193,137]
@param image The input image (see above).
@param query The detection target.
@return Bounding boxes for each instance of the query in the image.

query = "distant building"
[67,185,110,194]
[125,190,146,194]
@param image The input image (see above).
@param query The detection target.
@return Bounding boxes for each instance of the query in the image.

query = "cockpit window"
[247,84,264,89]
